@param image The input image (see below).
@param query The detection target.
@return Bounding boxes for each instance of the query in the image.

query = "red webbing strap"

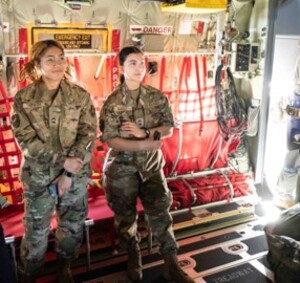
[202,55,207,90]
[0,81,11,113]
[105,55,111,94]
[183,57,192,115]
[175,56,188,118]
[184,57,192,90]
[142,56,149,84]
[18,28,28,54]
[159,57,166,92]
[18,58,27,89]
[111,29,120,52]
[73,56,81,83]
[194,55,203,135]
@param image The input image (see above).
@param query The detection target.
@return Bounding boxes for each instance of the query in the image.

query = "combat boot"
[57,258,74,283]
[163,253,195,283]
[127,243,142,282]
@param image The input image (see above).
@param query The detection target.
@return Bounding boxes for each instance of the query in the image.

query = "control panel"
[230,42,260,73]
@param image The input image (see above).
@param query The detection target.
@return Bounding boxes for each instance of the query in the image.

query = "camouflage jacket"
[99,84,174,180]
[11,80,97,185]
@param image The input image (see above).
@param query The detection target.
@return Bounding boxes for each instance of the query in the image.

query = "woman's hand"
[120,122,146,139]
[63,157,83,173]
[53,174,73,197]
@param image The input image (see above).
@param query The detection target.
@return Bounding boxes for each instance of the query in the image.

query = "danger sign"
[130,25,173,35]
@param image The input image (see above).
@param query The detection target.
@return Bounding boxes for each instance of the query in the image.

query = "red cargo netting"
[0,80,23,205]
[168,172,255,209]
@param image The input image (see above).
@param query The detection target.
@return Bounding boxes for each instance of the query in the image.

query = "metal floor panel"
[69,218,274,283]
[37,200,278,283]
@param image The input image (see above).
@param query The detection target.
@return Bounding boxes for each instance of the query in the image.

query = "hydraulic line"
[169,122,183,176]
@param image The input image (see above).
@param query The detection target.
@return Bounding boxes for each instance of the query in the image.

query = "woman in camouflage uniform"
[99,46,195,283]
[11,40,97,283]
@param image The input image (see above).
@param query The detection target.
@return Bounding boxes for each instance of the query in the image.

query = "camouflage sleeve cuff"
[100,131,119,142]
[67,148,86,160]
[161,121,175,128]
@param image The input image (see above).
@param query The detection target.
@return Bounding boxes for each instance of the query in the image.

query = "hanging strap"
[202,55,207,90]
[175,56,188,118]
[159,56,166,92]
[142,56,149,84]
[194,55,204,135]
[73,56,81,83]
[18,58,27,89]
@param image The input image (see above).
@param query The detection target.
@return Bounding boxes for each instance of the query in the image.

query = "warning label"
[54,34,92,49]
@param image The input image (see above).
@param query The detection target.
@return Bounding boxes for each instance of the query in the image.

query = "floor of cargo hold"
[36,202,276,283]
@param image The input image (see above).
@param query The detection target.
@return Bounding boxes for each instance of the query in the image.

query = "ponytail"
[19,61,39,82]
[120,74,125,84]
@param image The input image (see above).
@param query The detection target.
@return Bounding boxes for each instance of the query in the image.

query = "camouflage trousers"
[103,169,178,256]
[20,180,88,274]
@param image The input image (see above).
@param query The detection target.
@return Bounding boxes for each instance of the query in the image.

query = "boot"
[18,261,39,283]
[57,258,74,283]
[163,253,195,283]
[127,243,143,282]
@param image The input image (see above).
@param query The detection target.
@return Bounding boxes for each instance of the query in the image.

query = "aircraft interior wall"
[1,0,298,282]
[0,0,269,233]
